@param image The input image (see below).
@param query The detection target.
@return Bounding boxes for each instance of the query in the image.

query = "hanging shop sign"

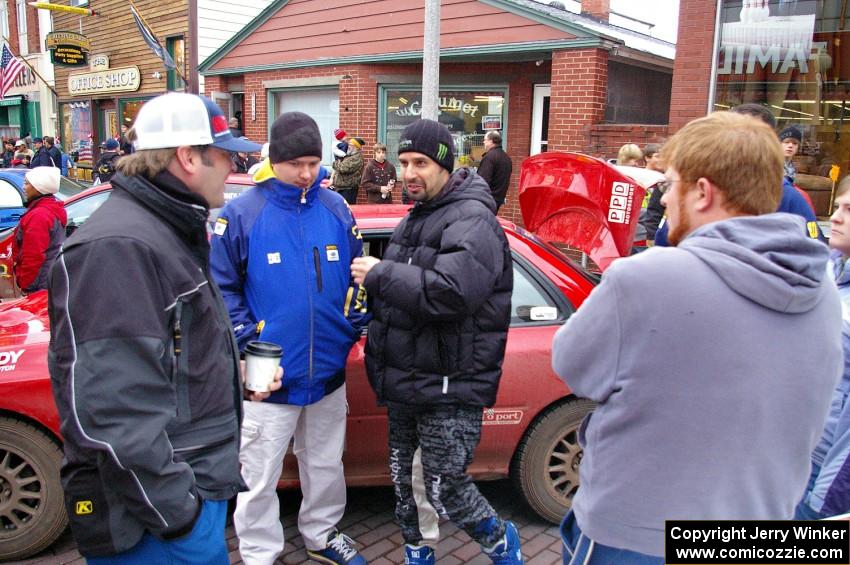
[46,32,91,67]
[69,65,141,95]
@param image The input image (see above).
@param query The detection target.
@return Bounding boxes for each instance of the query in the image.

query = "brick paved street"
[15,480,563,565]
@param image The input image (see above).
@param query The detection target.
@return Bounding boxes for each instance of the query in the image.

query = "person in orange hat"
[332,136,365,204]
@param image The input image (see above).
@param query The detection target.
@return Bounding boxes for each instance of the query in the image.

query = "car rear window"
[513,226,600,285]
[56,177,87,201]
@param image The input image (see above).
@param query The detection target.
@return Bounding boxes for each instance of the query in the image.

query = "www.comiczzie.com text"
[665,521,849,564]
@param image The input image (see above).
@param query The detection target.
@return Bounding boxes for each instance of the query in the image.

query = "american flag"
[77,133,93,163]
[0,44,24,99]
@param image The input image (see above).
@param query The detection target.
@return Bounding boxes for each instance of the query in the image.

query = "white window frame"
[0,2,9,43]
[531,84,551,156]
[15,0,26,56]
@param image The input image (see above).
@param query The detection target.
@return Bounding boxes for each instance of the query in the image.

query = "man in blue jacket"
[796,176,850,520]
[210,112,369,565]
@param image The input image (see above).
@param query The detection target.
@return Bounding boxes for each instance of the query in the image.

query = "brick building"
[670,0,850,216]
[200,0,674,223]
[0,0,53,139]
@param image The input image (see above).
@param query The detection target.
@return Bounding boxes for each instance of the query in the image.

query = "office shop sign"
[69,59,140,95]
[46,31,91,66]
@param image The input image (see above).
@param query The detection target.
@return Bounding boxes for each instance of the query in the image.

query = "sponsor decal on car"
[482,408,524,426]
[608,181,635,225]
[0,349,23,371]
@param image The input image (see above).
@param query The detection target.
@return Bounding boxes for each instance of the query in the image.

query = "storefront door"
[102,109,117,142]
[531,85,550,155]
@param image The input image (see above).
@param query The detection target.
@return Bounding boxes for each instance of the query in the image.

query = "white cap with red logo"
[132,93,261,153]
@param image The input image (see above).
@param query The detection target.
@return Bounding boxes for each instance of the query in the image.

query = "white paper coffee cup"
[244,341,282,392]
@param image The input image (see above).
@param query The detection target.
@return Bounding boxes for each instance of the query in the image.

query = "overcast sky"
[610,0,680,43]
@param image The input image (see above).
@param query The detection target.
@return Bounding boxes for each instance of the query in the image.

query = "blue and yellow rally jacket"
[210,160,369,406]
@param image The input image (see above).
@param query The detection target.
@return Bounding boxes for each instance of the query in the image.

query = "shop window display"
[384,89,506,170]
[713,0,850,215]
[120,99,147,130]
[60,101,93,166]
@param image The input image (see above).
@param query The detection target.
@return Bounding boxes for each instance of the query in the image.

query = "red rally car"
[0,153,646,560]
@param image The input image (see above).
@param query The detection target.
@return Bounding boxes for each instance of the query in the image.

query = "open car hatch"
[519,152,647,271]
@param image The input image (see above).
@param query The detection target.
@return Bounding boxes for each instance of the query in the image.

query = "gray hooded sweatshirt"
[552,213,843,556]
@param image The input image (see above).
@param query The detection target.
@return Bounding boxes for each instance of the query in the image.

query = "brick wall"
[205,61,550,226]
[588,124,669,161]
[6,0,18,54]
[4,0,41,55]
[203,50,672,227]
[668,0,716,131]
[547,48,608,154]
[26,3,39,54]
[580,0,610,20]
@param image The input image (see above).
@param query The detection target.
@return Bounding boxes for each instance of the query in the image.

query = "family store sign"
[45,31,91,66]
[68,55,140,95]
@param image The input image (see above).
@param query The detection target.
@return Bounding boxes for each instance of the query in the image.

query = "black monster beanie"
[398,119,454,172]
[269,112,323,164]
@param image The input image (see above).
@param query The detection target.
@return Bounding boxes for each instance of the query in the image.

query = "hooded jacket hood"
[678,213,829,313]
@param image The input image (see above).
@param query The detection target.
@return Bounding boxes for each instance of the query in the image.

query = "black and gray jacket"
[47,171,244,557]
[364,168,513,407]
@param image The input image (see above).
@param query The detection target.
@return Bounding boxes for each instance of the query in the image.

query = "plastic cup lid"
[245,341,282,358]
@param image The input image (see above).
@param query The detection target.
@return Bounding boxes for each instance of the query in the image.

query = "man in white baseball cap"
[47,93,279,564]
[14,138,32,159]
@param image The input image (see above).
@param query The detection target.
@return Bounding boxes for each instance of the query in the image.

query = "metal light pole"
[421,0,440,120]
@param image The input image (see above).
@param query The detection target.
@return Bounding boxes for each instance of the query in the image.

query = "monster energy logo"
[436,143,448,161]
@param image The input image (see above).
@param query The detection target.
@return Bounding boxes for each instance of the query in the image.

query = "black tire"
[0,417,67,561]
[511,398,595,524]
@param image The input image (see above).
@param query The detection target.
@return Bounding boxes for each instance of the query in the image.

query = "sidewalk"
[16,481,563,565]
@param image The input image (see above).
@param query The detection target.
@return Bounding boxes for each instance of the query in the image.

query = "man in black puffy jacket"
[351,119,522,565]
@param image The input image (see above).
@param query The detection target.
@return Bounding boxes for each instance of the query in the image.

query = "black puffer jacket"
[48,171,244,556]
[364,168,512,407]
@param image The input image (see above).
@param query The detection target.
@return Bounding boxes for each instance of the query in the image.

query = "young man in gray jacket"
[551,111,843,563]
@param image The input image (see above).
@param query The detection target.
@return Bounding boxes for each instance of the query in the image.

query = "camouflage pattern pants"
[387,403,506,547]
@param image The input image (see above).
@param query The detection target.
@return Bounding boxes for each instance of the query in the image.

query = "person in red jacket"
[12,166,67,293]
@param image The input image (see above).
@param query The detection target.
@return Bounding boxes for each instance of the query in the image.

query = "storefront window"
[167,36,186,92]
[119,98,150,130]
[272,88,339,165]
[60,101,92,166]
[383,89,506,170]
[713,0,846,214]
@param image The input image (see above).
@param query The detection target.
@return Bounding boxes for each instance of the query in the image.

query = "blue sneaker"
[405,544,436,565]
[482,521,524,564]
[306,530,368,565]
